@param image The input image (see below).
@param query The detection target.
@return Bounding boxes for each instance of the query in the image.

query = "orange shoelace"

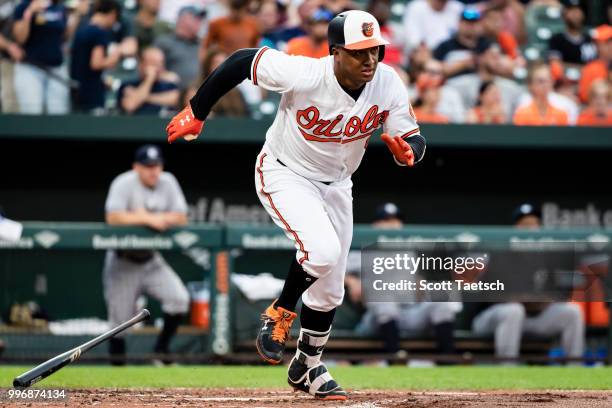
[265,311,295,343]
[271,316,292,343]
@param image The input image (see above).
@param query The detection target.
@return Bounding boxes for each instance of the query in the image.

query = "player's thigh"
[399,303,433,331]
[523,302,582,336]
[102,253,142,324]
[301,181,354,309]
[322,179,354,273]
[302,270,346,311]
[142,255,190,314]
[472,303,525,334]
[254,151,341,276]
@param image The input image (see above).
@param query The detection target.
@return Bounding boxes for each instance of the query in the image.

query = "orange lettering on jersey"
[296,106,320,129]
[295,105,388,144]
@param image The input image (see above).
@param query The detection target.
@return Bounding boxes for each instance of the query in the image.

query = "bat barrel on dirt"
[13,309,150,388]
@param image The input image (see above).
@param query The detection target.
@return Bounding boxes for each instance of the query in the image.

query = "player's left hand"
[166,105,204,143]
[381,133,415,167]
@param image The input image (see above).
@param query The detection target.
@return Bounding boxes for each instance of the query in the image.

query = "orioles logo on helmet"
[362,22,374,37]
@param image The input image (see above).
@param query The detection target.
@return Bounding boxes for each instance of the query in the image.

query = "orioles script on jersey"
[251,46,421,181]
[296,105,389,144]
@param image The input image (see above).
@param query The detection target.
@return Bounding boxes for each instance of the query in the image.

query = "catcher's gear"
[327,10,389,61]
[256,300,297,365]
[381,133,415,166]
[288,358,348,400]
[166,105,204,143]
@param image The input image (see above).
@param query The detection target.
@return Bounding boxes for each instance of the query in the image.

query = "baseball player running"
[166,10,426,400]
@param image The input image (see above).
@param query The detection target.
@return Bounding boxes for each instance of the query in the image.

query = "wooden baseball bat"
[13,309,150,388]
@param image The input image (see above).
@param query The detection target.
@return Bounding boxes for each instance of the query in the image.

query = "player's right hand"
[381,133,415,167]
[166,105,204,144]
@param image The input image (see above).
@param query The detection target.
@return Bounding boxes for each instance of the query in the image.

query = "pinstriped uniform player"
[166,10,427,400]
[103,145,189,365]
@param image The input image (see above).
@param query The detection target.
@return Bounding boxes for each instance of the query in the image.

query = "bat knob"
[13,378,26,388]
[142,309,151,320]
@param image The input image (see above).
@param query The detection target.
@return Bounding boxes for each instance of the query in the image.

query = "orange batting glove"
[166,105,204,143]
[381,133,415,167]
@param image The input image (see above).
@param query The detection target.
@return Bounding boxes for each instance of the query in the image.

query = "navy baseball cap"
[310,8,334,23]
[134,144,164,166]
[561,0,580,8]
[374,202,402,222]
[178,5,206,18]
[512,203,541,223]
[461,8,482,21]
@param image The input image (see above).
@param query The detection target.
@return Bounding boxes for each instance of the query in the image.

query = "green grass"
[2,366,612,390]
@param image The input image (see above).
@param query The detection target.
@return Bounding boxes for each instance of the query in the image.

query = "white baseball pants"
[254,145,353,312]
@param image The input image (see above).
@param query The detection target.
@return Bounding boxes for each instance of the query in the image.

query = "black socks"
[109,337,126,366]
[276,258,318,312]
[433,321,455,354]
[379,319,401,353]
[300,303,336,332]
[154,313,183,354]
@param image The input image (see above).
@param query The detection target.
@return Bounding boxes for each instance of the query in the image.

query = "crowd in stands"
[0,0,609,126]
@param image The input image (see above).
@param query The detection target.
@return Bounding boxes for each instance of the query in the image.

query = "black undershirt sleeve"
[189,48,258,121]
[406,134,426,163]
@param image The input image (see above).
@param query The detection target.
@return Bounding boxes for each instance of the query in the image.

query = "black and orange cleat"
[255,300,297,365]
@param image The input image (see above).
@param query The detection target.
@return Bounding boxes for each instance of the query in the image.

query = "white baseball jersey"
[250,47,421,182]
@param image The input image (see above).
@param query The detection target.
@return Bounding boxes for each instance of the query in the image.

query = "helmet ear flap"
[378,45,385,62]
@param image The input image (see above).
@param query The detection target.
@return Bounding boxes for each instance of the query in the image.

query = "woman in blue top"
[12,0,86,114]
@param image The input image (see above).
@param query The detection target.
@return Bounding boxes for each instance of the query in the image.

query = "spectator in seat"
[130,0,171,50]
[0,0,24,113]
[548,0,596,67]
[413,59,466,123]
[202,0,260,58]
[577,80,611,126]
[413,72,450,124]
[71,0,122,112]
[183,47,248,117]
[466,80,506,123]
[285,7,332,59]
[258,0,313,51]
[12,0,86,114]
[257,0,281,49]
[578,24,611,104]
[433,38,521,122]
[345,203,459,360]
[487,0,526,44]
[118,46,179,115]
[433,8,493,80]
[367,0,404,67]
[470,204,585,363]
[513,63,570,125]
[402,0,463,53]
[482,7,522,63]
[154,6,205,92]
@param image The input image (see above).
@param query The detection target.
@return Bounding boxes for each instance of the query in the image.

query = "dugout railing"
[0,222,223,363]
[1,223,611,364]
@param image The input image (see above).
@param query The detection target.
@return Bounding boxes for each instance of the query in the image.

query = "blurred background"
[0,0,610,367]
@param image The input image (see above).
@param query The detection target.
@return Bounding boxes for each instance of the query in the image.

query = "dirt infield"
[3,388,611,407]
